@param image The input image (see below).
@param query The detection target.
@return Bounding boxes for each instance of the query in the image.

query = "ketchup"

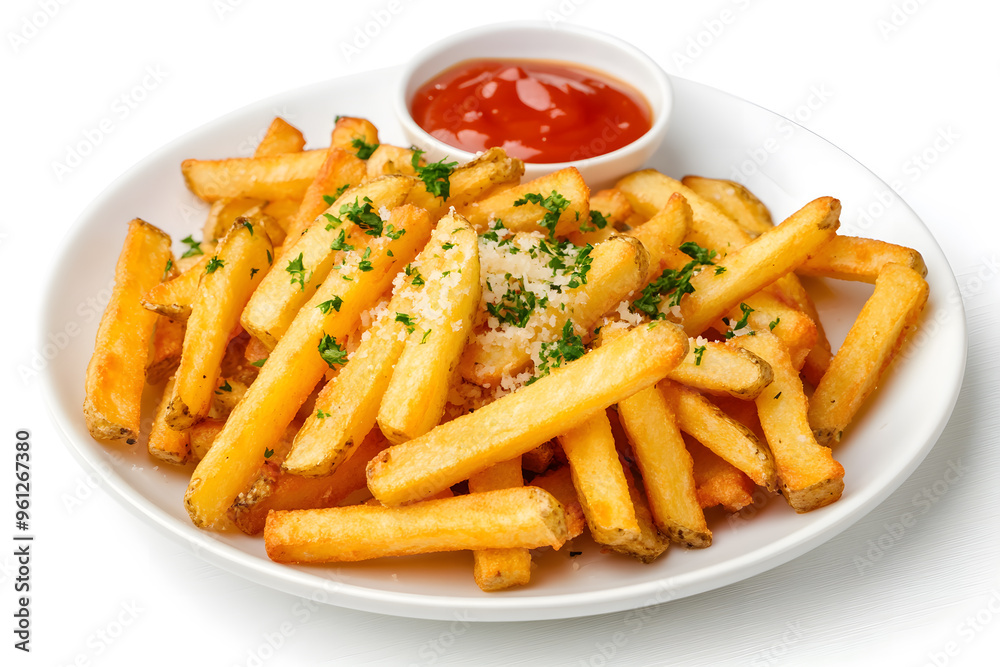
[410,59,652,164]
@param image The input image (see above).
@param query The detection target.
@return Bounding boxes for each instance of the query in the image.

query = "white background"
[3,0,1000,665]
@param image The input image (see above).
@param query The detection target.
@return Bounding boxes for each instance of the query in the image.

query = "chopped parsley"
[317,297,343,314]
[724,303,755,339]
[317,334,348,368]
[286,253,310,292]
[214,380,232,394]
[694,345,706,366]
[266,249,273,265]
[384,224,405,240]
[358,247,374,272]
[323,212,342,230]
[180,235,204,259]
[340,197,384,236]
[264,447,274,459]
[162,258,173,280]
[441,242,456,250]
[715,266,726,275]
[411,149,458,199]
[329,229,355,252]
[322,184,351,206]
[250,267,259,279]
[250,359,266,368]
[579,210,610,233]
[774,392,782,400]
[405,263,425,286]
[242,219,254,235]
[528,321,586,384]
[395,312,416,334]
[420,329,432,344]
[316,408,331,419]
[513,190,570,239]
[769,317,781,331]
[350,137,379,160]
[205,256,224,274]
[487,279,539,328]
[630,242,717,317]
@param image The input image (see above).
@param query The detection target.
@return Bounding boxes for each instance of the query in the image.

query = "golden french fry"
[732,332,845,512]
[678,197,841,336]
[460,234,648,386]
[721,292,818,371]
[85,219,172,443]
[165,218,272,429]
[209,376,247,420]
[618,464,671,563]
[628,192,693,282]
[522,441,557,474]
[279,147,367,253]
[146,315,185,384]
[407,147,524,214]
[809,263,929,444]
[556,411,640,549]
[367,322,689,506]
[667,339,773,400]
[331,116,379,155]
[242,175,416,348]
[530,465,586,539]
[256,117,306,155]
[669,381,777,492]
[185,206,431,528]
[148,376,190,464]
[264,487,569,563]
[378,216,480,443]
[469,457,531,592]
[230,427,388,535]
[618,380,711,548]
[799,235,927,283]
[570,188,634,245]
[616,169,749,254]
[457,167,590,236]
[203,198,264,243]
[366,144,419,179]
[182,149,328,202]
[187,418,224,461]
[680,175,773,236]
[142,254,210,321]
[688,438,756,513]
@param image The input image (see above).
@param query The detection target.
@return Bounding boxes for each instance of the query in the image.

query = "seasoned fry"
[203,198,263,244]
[378,216,480,443]
[146,315,185,384]
[522,442,557,474]
[667,339,773,400]
[733,332,845,512]
[457,167,590,236]
[366,144,419,179]
[367,322,689,506]
[618,464,671,563]
[187,418,224,461]
[256,117,306,156]
[678,196,841,336]
[279,147,367,252]
[618,380,711,547]
[141,254,210,321]
[627,192,692,281]
[571,188,634,245]
[809,263,929,444]
[556,411,640,548]
[407,146,524,213]
[165,218,272,430]
[460,234,648,386]
[147,376,190,464]
[680,175,773,236]
[669,381,777,491]
[231,428,388,535]
[799,235,927,283]
[469,457,531,591]
[242,175,416,348]
[84,219,172,443]
[331,116,379,155]
[722,292,818,371]
[182,149,328,202]
[185,206,431,528]
[265,487,568,563]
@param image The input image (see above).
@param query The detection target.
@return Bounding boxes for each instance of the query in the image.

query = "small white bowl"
[395,21,673,187]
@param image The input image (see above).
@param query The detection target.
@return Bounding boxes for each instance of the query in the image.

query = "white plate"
[41,68,967,622]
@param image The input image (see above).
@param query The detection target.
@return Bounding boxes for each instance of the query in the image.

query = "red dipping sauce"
[410,58,652,164]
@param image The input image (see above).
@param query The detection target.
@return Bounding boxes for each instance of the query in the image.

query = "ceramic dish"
[41,68,966,622]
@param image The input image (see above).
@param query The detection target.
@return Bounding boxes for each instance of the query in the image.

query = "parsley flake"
[180,235,204,259]
[411,149,458,199]
[264,447,274,459]
[350,137,379,160]
[395,312,416,334]
[250,267,259,279]
[205,256,225,273]
[329,228,355,252]
[441,242,456,250]
[769,317,781,331]
[358,247,374,272]
[241,219,254,235]
[250,359,266,368]
[725,303,755,339]
[214,380,232,394]
[286,253,310,291]
[341,197,384,236]
[317,297,343,314]
[420,329,432,344]
[694,345,707,366]
[316,408,331,419]
[405,263,425,286]
[317,334,348,368]
[528,321,585,383]
[513,190,570,239]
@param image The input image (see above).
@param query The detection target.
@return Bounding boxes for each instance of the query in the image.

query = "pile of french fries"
[83,115,929,592]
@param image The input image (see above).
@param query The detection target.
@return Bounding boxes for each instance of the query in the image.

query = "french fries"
[265,487,568,563]
[809,263,929,444]
[84,219,172,443]
[83,113,931,591]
